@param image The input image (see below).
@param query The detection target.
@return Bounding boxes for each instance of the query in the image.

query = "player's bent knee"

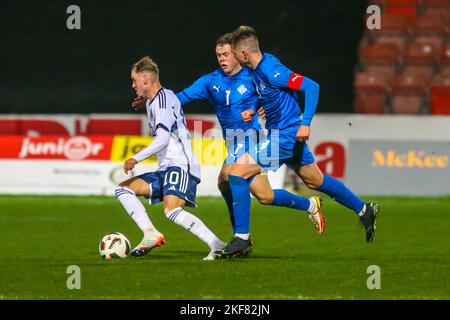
[114,186,136,198]
[258,191,274,205]
[118,178,149,196]
[229,165,260,180]
[304,180,322,190]
[256,194,274,205]
[163,195,185,217]
[164,206,183,219]
[228,166,243,177]
[118,180,130,188]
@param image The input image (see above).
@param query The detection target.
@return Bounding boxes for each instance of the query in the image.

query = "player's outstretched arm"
[124,128,170,174]
[295,76,319,142]
[299,77,320,127]
[269,66,319,126]
[176,76,210,106]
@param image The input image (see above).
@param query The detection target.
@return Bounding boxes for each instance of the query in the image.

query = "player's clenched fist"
[241,109,255,122]
[124,158,138,174]
[296,125,311,142]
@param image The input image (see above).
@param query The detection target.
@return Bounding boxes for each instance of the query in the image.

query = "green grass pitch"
[0,195,449,300]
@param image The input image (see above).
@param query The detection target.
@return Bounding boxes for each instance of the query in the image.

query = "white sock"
[358,204,367,217]
[235,233,250,240]
[307,198,316,214]
[115,186,159,235]
[166,207,221,249]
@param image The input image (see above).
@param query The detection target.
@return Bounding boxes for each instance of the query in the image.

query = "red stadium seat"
[412,10,448,50]
[412,35,444,52]
[368,15,410,50]
[413,11,448,37]
[385,0,419,23]
[402,42,438,76]
[440,42,450,70]
[374,34,408,50]
[390,73,430,113]
[360,43,401,77]
[430,73,450,114]
[372,15,411,33]
[422,7,450,17]
[420,0,450,12]
[354,72,391,113]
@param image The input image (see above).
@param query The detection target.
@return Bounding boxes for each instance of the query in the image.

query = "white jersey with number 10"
[145,88,201,180]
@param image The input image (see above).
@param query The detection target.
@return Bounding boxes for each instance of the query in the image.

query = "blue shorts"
[224,129,260,164]
[136,166,200,208]
[254,134,315,171]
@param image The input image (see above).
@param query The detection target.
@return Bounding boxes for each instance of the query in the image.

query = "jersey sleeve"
[132,128,170,162]
[265,59,319,126]
[265,61,305,91]
[153,93,176,133]
[299,77,320,126]
[271,71,320,126]
[176,75,210,105]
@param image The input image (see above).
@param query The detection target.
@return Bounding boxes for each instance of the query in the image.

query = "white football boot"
[131,232,166,257]
[308,196,326,234]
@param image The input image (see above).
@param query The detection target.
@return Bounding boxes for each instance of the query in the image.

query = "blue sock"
[220,184,235,233]
[318,175,365,215]
[228,175,251,234]
[271,189,310,211]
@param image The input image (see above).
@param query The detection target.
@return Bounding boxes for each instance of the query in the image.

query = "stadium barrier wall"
[0,134,286,196]
[0,114,449,196]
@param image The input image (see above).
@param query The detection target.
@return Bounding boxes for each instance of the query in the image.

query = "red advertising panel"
[0,119,70,135]
[0,116,216,136]
[0,136,113,160]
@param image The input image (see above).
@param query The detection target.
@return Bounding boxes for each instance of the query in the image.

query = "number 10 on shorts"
[164,171,180,186]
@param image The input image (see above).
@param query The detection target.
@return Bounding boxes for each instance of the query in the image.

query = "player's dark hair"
[216,33,232,47]
[230,25,258,47]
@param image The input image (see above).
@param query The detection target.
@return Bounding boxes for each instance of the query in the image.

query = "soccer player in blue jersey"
[214,26,380,258]
[176,33,326,243]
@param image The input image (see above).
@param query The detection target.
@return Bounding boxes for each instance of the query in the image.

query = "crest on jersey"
[237,84,247,95]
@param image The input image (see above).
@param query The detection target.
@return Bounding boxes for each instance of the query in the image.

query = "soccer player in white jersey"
[114,56,225,260]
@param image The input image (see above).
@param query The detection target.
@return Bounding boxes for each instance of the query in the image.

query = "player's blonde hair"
[131,56,159,75]
[230,25,260,53]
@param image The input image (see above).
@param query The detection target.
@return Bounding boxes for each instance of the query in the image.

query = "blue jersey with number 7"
[176,67,261,138]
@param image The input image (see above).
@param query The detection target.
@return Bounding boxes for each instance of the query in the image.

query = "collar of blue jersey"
[254,52,268,72]
[218,66,245,79]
